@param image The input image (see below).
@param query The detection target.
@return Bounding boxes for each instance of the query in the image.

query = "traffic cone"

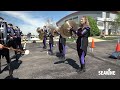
[91,38,95,52]
[91,38,95,48]
[115,42,120,52]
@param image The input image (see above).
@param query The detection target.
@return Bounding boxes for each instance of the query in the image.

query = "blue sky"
[0,11,76,35]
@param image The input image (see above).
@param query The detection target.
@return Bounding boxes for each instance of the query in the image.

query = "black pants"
[77,43,86,65]
[0,48,11,71]
[15,37,23,50]
[49,43,53,51]
[59,43,63,54]
[8,39,18,60]
[59,42,66,57]
[43,37,47,48]
[0,49,10,63]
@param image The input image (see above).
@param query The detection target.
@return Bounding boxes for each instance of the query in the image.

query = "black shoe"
[43,46,45,49]
[43,47,47,49]
[81,64,86,72]
[76,64,86,73]
[76,68,86,73]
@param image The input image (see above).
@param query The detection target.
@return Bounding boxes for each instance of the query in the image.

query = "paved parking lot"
[0,41,120,79]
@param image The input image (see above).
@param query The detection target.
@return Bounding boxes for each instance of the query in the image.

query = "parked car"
[30,37,40,41]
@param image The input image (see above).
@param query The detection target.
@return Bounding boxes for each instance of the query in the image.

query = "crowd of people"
[0,17,23,76]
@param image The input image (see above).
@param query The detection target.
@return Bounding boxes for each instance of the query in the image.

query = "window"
[73,16,78,19]
[69,18,72,20]
[97,21,104,26]
[73,16,78,23]
[106,12,110,18]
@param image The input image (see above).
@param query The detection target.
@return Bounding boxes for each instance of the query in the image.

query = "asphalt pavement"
[0,41,120,79]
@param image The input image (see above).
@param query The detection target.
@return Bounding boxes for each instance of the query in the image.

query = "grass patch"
[66,38,77,42]
[98,37,118,40]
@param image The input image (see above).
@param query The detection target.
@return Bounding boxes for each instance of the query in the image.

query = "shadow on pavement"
[54,60,65,64]
[4,75,19,79]
[65,58,80,70]
[0,60,22,74]
[54,58,80,70]
[11,53,24,60]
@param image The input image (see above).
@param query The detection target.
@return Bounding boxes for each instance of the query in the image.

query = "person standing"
[48,31,54,55]
[43,26,48,49]
[0,17,13,76]
[70,16,90,73]
[14,26,23,63]
[54,29,66,60]
[14,26,23,51]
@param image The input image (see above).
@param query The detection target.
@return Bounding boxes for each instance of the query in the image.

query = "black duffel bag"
[109,52,120,59]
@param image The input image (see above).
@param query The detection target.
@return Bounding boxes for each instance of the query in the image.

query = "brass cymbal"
[59,20,78,38]
[36,27,41,33]
[36,27,44,40]
[47,25,59,37]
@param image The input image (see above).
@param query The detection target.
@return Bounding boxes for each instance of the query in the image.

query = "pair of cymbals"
[59,20,78,38]
[36,27,44,40]
[47,25,59,37]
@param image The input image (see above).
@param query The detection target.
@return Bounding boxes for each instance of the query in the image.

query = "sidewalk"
[67,37,112,44]
[22,36,116,44]
[88,37,108,42]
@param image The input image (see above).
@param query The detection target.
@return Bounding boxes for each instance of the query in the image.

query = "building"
[56,11,119,35]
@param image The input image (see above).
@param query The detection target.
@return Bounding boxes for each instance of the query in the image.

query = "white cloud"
[19,24,38,35]
[1,11,46,35]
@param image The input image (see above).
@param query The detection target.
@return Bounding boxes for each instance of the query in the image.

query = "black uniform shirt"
[48,32,54,44]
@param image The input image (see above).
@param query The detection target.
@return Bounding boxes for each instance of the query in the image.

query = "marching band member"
[14,26,23,51]
[43,26,48,49]
[59,34,66,60]
[48,31,54,55]
[14,26,23,63]
[70,16,90,73]
[0,17,13,76]
[54,29,66,60]
[7,24,19,62]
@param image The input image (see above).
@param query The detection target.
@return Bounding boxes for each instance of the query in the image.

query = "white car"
[30,37,40,41]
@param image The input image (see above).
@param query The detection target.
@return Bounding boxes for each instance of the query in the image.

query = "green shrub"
[87,16,100,36]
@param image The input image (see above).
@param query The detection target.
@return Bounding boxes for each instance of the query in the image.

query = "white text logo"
[98,68,116,75]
